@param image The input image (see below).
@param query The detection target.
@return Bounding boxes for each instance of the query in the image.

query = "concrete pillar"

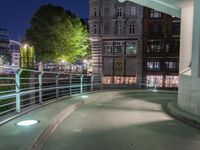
[191,0,200,77]
[179,2,194,72]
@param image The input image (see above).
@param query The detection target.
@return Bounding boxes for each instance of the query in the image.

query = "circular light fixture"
[81,95,89,99]
[16,120,39,126]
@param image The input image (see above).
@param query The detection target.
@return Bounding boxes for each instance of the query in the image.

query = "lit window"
[125,77,137,84]
[103,77,113,84]
[126,42,137,55]
[165,76,179,88]
[148,39,163,53]
[147,75,163,87]
[147,61,160,70]
[114,76,124,84]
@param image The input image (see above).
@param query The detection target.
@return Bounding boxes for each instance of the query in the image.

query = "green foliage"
[21,46,35,69]
[24,4,90,63]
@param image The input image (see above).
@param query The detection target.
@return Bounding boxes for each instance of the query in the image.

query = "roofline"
[119,0,181,18]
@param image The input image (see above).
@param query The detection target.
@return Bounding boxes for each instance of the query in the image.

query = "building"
[10,40,22,67]
[89,0,143,85]
[0,27,10,65]
[143,8,180,88]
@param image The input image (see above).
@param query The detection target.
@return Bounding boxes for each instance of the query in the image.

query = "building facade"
[143,8,180,88]
[0,27,10,65]
[10,40,22,67]
[89,0,143,85]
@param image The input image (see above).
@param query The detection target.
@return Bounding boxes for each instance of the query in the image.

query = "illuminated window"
[114,76,124,84]
[165,61,178,70]
[148,39,163,53]
[147,61,160,70]
[147,75,163,87]
[126,42,137,55]
[165,76,179,87]
[125,77,137,84]
[103,77,113,84]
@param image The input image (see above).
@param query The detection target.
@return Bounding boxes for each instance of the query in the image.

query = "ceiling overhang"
[119,0,182,18]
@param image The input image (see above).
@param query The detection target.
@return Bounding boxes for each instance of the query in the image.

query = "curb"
[167,101,200,129]
[29,92,121,150]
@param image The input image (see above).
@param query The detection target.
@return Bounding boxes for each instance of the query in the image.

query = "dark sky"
[0,0,89,42]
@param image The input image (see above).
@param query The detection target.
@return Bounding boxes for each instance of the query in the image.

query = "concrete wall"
[178,74,200,116]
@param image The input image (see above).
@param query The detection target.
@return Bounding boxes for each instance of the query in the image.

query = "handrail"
[0,66,102,118]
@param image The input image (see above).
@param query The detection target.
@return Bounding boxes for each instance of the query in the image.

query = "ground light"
[16,120,39,126]
[81,95,89,99]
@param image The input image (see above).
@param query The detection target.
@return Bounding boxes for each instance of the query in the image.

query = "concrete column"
[191,0,200,76]
[179,2,194,72]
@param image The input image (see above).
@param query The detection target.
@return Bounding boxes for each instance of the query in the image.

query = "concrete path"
[43,91,200,150]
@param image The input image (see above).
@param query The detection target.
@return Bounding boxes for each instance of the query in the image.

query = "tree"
[24,4,90,63]
[20,45,35,69]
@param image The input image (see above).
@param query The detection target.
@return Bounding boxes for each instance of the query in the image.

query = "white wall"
[179,1,194,72]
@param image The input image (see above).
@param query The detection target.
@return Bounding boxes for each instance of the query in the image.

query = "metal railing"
[0,66,102,116]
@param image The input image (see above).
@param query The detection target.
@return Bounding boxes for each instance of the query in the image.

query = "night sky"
[0,0,89,42]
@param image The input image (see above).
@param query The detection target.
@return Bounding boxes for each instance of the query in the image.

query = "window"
[165,76,179,88]
[129,24,135,34]
[150,24,162,34]
[103,58,113,75]
[94,8,97,17]
[125,77,137,84]
[117,23,123,34]
[114,42,124,54]
[103,77,113,84]
[104,22,110,34]
[117,7,123,17]
[147,75,163,87]
[103,42,113,55]
[130,7,136,16]
[165,61,179,70]
[172,22,180,34]
[114,59,124,76]
[126,42,137,55]
[94,24,97,34]
[147,61,160,70]
[150,10,162,18]
[148,39,163,53]
[114,76,124,84]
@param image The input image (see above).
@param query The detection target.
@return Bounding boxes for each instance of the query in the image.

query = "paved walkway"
[43,91,200,150]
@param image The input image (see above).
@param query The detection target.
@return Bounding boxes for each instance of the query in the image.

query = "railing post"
[80,75,84,94]
[38,72,44,104]
[56,73,60,100]
[69,75,72,96]
[91,75,94,92]
[15,69,22,113]
[100,75,103,91]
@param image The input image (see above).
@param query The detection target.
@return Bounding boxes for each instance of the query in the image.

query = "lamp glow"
[81,95,88,99]
[16,120,39,126]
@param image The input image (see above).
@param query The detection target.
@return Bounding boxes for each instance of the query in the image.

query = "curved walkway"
[43,91,200,150]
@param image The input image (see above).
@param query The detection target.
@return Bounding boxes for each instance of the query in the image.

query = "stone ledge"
[167,101,200,129]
